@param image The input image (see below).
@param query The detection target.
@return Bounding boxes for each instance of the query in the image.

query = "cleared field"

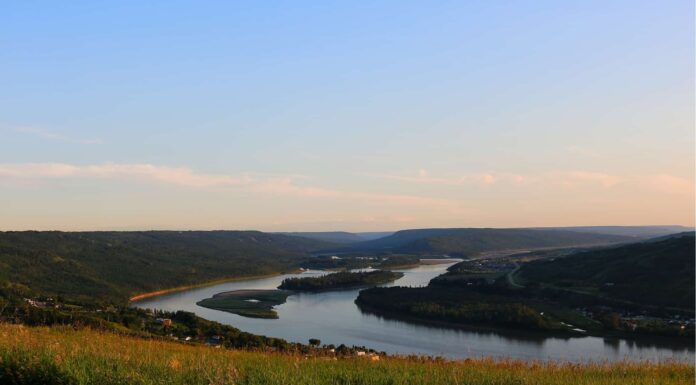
[0,324,692,385]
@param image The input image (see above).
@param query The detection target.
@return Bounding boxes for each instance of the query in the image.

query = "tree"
[308,338,321,347]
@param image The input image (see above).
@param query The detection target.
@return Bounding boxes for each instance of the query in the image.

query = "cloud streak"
[362,169,528,186]
[13,127,103,145]
[0,163,456,208]
[365,169,693,196]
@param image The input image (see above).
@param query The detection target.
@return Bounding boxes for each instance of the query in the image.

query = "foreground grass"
[0,324,692,385]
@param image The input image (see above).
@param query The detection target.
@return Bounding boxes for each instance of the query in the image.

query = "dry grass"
[0,323,692,385]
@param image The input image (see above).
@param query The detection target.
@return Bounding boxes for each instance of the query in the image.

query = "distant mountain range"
[2,226,690,304]
[529,226,693,238]
[284,226,692,257]
[278,231,393,244]
[320,228,641,257]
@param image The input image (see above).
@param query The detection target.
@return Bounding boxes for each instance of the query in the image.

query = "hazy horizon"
[0,224,692,233]
[2,1,693,231]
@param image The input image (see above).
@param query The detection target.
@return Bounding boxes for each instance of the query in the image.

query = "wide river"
[133,262,694,362]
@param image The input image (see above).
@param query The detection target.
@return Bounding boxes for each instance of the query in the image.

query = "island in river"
[278,270,404,292]
[196,289,290,319]
[197,270,405,319]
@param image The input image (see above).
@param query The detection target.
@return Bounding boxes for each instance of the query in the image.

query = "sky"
[1,0,694,231]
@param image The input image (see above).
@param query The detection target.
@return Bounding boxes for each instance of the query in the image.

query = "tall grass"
[0,324,692,385]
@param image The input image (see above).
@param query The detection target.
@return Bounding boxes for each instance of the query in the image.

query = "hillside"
[0,324,690,385]
[0,231,331,304]
[533,226,693,238]
[517,233,696,309]
[281,231,366,244]
[355,231,395,240]
[282,231,395,244]
[356,235,696,336]
[335,228,633,256]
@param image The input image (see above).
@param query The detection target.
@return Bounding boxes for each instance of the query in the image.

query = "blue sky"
[1,1,693,230]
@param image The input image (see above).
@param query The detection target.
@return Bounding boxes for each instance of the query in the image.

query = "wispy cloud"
[0,162,457,208]
[13,127,103,145]
[551,171,623,188]
[365,169,693,196]
[363,170,527,187]
[647,174,694,196]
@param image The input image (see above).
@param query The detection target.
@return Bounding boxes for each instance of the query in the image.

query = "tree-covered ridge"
[300,254,420,271]
[0,231,332,304]
[335,228,634,256]
[355,235,696,338]
[356,286,555,330]
[278,270,404,291]
[517,233,696,309]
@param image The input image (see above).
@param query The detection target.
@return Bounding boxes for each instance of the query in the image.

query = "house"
[155,318,172,327]
[24,298,47,308]
[206,336,222,346]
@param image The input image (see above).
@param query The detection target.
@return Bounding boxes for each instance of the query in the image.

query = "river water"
[133,262,694,362]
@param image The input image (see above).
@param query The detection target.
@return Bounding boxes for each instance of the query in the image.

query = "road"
[506,262,524,288]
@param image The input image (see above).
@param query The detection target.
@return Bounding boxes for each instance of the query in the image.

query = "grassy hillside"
[337,228,633,256]
[0,231,331,304]
[517,233,695,309]
[0,324,691,385]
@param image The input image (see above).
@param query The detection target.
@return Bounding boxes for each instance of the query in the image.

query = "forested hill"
[333,228,634,256]
[0,231,332,304]
[518,233,695,309]
[532,226,693,238]
[281,231,395,244]
[280,231,366,244]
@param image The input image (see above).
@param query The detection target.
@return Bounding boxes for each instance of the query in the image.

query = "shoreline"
[128,262,428,303]
[128,270,301,303]
[354,302,696,346]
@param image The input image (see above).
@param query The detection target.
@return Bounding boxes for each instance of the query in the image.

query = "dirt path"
[506,262,524,288]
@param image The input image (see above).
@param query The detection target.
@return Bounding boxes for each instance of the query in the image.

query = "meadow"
[0,324,692,385]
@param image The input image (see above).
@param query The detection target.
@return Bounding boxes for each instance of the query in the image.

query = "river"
[132,262,694,362]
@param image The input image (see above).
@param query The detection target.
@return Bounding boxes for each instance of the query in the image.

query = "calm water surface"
[133,263,694,362]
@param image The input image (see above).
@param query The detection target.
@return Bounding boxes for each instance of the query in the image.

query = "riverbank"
[355,301,696,348]
[128,270,300,302]
[1,324,692,385]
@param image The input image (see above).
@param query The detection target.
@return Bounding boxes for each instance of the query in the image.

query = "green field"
[196,290,290,319]
[0,324,692,385]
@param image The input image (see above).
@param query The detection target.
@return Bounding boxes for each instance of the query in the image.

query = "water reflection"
[133,263,694,362]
